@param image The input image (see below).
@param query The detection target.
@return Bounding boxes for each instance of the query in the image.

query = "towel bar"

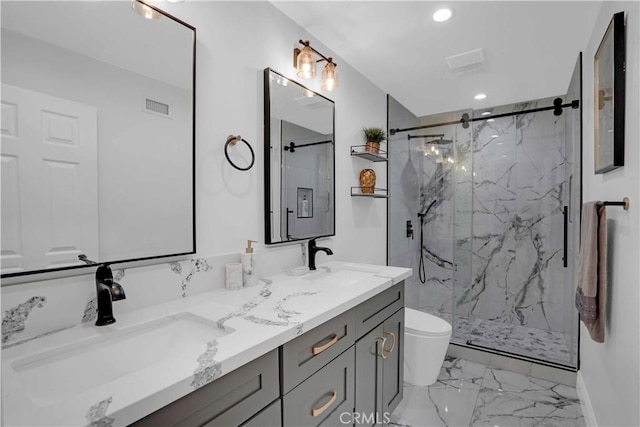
[601,197,630,210]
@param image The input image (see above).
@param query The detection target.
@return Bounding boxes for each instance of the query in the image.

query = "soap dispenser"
[241,240,259,287]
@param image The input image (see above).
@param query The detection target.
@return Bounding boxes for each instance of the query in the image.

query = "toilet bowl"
[404,308,452,386]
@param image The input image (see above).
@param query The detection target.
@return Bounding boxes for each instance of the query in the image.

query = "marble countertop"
[1,261,411,426]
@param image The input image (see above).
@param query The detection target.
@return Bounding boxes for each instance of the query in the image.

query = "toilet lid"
[404,309,452,337]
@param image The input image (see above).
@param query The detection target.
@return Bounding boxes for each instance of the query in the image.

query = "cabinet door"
[382,308,404,415]
[354,324,384,427]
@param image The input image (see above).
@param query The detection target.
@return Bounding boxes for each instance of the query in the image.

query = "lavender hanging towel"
[575,201,607,343]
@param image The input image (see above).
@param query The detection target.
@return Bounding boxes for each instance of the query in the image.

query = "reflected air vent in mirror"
[144,98,171,117]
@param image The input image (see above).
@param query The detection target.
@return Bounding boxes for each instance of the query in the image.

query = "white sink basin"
[12,312,233,405]
[302,264,381,287]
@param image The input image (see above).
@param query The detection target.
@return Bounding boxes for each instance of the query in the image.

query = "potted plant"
[363,127,386,154]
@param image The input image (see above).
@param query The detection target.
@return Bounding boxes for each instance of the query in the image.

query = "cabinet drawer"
[132,349,279,427]
[354,281,404,339]
[281,309,354,393]
[282,347,355,427]
[238,398,281,427]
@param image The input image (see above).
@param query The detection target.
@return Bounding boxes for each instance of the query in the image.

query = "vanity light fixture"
[321,61,339,92]
[132,0,160,19]
[294,40,339,92]
[432,8,453,22]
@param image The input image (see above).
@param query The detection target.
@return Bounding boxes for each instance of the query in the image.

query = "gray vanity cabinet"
[354,324,384,426]
[238,399,281,427]
[131,350,279,427]
[130,281,405,427]
[353,284,405,425]
[280,310,355,393]
[381,308,404,415]
[282,347,355,426]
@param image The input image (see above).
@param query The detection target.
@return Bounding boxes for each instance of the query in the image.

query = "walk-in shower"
[388,58,582,369]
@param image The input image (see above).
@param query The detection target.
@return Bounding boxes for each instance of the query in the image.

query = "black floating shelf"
[350,187,389,198]
[350,145,388,162]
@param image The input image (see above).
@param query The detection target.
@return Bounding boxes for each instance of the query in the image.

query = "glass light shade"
[132,1,160,19]
[321,62,339,92]
[296,46,316,79]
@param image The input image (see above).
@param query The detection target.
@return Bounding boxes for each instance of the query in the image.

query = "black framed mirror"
[1,1,196,279]
[594,11,625,174]
[263,68,335,244]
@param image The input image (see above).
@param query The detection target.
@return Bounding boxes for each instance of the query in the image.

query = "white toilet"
[404,308,452,386]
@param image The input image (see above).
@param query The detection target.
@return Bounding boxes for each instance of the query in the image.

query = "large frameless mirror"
[263,68,335,244]
[1,1,195,279]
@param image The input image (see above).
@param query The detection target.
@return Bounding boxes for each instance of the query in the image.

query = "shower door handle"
[286,209,294,240]
[562,206,568,268]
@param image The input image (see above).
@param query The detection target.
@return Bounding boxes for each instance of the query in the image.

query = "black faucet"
[95,264,126,326]
[308,238,333,270]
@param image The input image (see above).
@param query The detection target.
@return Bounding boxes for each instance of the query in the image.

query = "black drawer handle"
[311,390,337,417]
[312,333,338,355]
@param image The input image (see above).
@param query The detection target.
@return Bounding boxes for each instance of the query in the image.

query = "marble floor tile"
[390,383,481,427]
[470,368,585,427]
[391,358,585,427]
[436,356,486,390]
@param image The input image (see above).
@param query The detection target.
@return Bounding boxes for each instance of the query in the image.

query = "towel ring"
[224,135,255,171]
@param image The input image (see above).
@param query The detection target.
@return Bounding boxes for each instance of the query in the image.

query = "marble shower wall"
[461,99,567,334]
[389,96,570,344]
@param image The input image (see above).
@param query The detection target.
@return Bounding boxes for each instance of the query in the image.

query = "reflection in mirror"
[1,1,195,278]
[264,68,335,244]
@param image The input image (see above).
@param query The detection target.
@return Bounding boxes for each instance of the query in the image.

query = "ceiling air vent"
[144,98,171,117]
[446,48,486,74]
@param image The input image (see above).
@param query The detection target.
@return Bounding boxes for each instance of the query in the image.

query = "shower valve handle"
[406,220,414,239]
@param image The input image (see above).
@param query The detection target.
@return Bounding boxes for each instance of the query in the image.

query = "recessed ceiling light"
[433,8,453,22]
[481,111,491,116]
[474,93,487,100]
[487,118,495,122]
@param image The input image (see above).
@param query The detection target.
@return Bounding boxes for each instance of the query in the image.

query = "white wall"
[580,2,640,426]
[1,1,388,343]
[161,0,387,263]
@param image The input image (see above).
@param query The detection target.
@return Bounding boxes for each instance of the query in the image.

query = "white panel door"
[1,84,98,274]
